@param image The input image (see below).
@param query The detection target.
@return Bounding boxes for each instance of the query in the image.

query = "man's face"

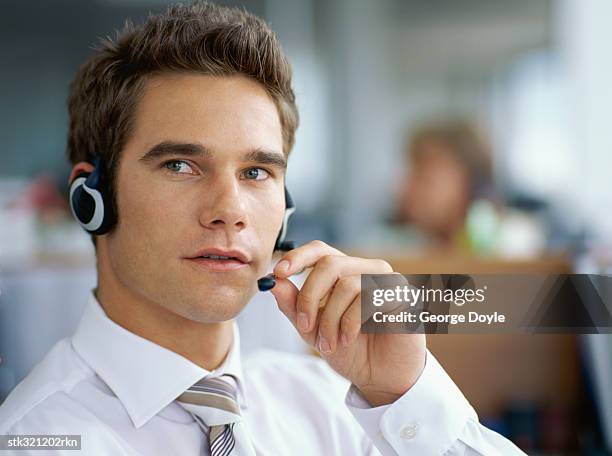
[103,73,286,322]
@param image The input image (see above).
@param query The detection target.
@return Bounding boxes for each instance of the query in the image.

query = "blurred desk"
[0,254,97,401]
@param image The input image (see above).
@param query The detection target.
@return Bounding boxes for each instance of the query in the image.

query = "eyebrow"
[138,141,287,170]
[243,149,287,170]
[138,141,210,164]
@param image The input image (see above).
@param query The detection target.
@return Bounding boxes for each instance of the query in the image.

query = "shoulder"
[3,391,130,456]
[0,338,95,433]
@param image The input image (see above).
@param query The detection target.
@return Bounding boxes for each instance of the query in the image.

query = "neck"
[94,251,233,372]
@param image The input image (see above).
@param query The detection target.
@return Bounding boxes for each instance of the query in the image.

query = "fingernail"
[297,312,309,331]
[318,333,331,354]
[341,332,349,347]
[275,260,290,275]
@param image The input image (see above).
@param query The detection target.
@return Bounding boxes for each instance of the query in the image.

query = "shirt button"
[400,423,418,440]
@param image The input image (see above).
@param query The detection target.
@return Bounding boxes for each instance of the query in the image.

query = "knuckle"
[337,276,359,295]
[297,290,316,312]
[311,239,327,249]
[320,254,340,269]
[283,250,297,261]
[350,276,362,293]
[335,276,351,293]
[341,312,359,333]
[377,259,393,272]
[317,315,333,335]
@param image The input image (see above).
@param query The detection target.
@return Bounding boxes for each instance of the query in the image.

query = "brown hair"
[66,1,298,244]
[407,119,493,198]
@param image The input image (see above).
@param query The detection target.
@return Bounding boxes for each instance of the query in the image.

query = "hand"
[270,240,426,406]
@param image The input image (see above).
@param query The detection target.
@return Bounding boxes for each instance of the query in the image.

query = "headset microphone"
[257,274,277,292]
[272,187,296,252]
[258,187,297,292]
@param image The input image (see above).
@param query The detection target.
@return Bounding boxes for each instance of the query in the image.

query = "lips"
[188,248,250,263]
[185,248,251,272]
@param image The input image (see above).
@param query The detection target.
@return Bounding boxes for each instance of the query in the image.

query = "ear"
[69,161,96,184]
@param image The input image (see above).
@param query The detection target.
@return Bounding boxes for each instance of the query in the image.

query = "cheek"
[432,169,466,206]
[254,194,285,244]
[113,171,188,256]
[108,176,192,286]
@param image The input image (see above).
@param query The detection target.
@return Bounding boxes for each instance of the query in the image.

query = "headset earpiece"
[69,156,116,236]
[274,186,296,251]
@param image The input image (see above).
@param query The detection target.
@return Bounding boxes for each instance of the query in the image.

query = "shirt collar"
[71,290,248,429]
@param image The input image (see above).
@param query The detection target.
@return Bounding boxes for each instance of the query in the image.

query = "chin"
[179,287,252,322]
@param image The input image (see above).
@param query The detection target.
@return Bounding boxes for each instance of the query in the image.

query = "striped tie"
[177,375,255,456]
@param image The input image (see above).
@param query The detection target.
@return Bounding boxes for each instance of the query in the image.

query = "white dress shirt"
[0,290,524,455]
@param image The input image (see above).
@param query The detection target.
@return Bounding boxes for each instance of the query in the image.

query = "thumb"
[269,277,299,327]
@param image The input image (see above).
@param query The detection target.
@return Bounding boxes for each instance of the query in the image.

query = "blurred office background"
[1,0,612,454]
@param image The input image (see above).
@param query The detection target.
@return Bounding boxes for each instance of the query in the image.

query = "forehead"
[412,140,460,165]
[126,72,284,157]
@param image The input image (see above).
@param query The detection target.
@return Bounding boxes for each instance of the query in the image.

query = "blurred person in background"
[363,119,500,255]
[395,120,495,250]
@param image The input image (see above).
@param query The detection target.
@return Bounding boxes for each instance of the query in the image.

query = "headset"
[69,155,296,251]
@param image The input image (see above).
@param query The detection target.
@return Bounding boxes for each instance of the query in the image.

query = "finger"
[318,290,331,309]
[297,256,392,333]
[269,277,299,325]
[273,240,345,278]
[340,296,362,348]
[316,275,361,355]
[269,277,317,346]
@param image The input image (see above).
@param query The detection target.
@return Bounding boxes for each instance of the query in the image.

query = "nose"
[198,175,249,234]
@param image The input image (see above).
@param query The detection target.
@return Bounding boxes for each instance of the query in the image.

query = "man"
[0,3,523,455]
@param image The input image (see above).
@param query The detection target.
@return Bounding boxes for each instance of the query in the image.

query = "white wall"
[557,0,612,244]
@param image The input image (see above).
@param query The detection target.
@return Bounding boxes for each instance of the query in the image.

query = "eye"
[162,160,194,175]
[242,167,270,181]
